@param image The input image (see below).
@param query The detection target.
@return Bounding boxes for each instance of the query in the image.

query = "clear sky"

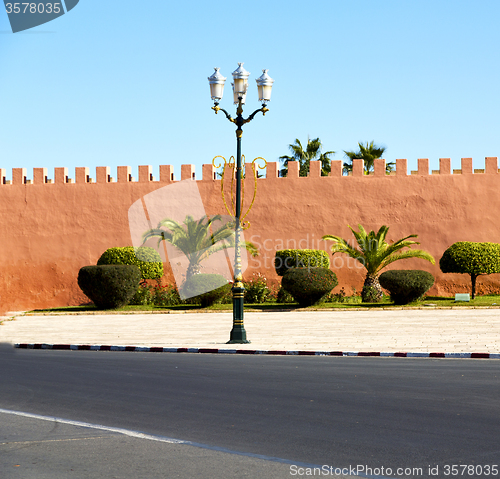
[1,0,499,181]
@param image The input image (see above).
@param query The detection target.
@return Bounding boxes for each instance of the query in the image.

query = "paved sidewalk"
[1,308,500,356]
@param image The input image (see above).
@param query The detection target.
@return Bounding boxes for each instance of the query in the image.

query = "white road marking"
[0,407,396,479]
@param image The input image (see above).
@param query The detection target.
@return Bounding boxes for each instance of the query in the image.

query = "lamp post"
[208,63,274,344]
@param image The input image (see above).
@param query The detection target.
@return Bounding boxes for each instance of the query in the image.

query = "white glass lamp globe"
[232,63,250,98]
[208,67,226,101]
[256,69,274,103]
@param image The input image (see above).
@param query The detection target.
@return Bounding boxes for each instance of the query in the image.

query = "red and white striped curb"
[13,343,500,359]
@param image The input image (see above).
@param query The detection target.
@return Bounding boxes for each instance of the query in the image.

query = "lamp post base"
[227,337,251,344]
[227,284,250,344]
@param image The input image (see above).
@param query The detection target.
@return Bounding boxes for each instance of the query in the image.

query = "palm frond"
[377,249,435,273]
[322,150,336,158]
[141,228,173,248]
[322,233,366,266]
[279,155,293,164]
[322,234,350,246]
[342,162,353,175]
[244,241,259,257]
[386,162,396,173]
[349,224,368,252]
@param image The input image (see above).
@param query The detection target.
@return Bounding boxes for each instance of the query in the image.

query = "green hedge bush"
[274,249,330,277]
[440,242,500,298]
[97,246,163,280]
[78,265,141,309]
[281,267,338,307]
[379,270,434,305]
[181,274,231,307]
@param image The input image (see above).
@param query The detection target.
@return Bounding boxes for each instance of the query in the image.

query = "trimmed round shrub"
[274,249,330,277]
[97,246,163,280]
[181,274,231,307]
[379,270,434,305]
[78,265,141,309]
[281,267,338,307]
[440,241,500,298]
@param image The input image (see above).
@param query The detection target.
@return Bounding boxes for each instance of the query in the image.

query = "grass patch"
[28,294,500,314]
[417,295,500,307]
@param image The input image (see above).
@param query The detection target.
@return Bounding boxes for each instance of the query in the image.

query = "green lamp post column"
[208,63,274,344]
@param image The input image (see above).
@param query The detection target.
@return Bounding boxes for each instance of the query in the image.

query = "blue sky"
[1,0,499,180]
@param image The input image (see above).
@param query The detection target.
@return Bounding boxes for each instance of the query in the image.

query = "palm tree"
[343,141,395,175]
[142,215,257,281]
[322,225,435,302]
[280,137,335,177]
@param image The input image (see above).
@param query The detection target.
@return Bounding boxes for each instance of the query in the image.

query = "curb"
[14,344,500,359]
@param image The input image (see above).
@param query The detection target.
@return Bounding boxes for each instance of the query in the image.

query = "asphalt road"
[1,346,499,478]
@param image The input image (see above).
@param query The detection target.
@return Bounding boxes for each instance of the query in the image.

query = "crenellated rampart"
[2,157,500,184]
[1,157,499,313]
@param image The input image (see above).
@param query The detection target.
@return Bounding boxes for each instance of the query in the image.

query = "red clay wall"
[1,157,499,313]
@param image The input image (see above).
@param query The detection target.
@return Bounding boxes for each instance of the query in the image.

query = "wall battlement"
[1,157,498,185]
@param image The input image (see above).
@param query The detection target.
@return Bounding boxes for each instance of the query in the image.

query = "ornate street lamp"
[208,63,274,344]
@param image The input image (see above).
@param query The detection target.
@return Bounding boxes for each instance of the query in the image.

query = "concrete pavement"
[1,308,500,356]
